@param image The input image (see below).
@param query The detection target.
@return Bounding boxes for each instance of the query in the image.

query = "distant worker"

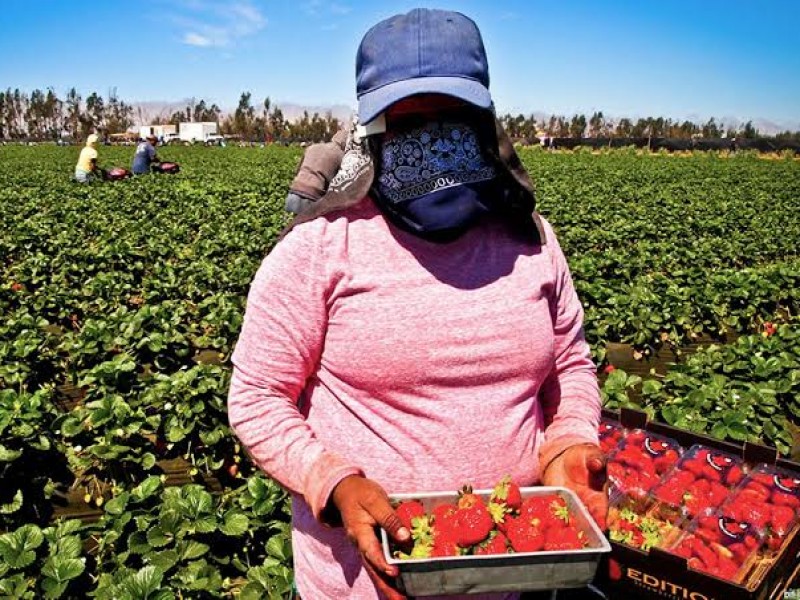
[74,134,101,182]
[132,135,160,175]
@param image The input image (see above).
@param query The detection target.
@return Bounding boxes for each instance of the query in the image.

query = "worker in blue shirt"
[132,135,160,175]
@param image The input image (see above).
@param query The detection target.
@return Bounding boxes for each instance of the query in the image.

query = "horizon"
[1,1,799,128]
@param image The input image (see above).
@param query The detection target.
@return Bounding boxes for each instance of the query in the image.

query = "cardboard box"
[598,408,800,600]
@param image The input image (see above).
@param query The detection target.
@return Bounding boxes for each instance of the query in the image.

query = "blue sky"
[1,0,798,124]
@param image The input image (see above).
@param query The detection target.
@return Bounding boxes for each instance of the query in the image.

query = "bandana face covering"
[371,119,498,241]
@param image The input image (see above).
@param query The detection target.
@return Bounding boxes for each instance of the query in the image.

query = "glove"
[284,192,316,215]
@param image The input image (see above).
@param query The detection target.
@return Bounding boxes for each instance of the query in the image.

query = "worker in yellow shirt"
[74,134,101,182]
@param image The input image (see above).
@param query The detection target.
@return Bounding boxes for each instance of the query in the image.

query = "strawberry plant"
[2,144,800,594]
[0,519,88,598]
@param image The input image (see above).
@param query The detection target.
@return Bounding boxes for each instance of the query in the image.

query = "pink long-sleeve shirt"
[228,198,600,600]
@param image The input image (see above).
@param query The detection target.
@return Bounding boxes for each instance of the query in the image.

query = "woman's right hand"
[331,475,411,600]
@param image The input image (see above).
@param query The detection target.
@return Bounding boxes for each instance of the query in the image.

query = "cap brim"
[358,76,491,124]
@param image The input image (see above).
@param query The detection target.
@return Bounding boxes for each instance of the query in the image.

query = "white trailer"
[178,122,219,143]
[138,124,177,140]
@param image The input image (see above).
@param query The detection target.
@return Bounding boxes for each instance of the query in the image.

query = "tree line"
[153,93,342,144]
[2,87,798,143]
[498,111,800,142]
[0,88,134,141]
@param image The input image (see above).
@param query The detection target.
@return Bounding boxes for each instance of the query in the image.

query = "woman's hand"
[331,475,411,600]
[541,443,608,530]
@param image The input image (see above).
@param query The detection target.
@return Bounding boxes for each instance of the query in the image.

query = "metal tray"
[380,485,611,596]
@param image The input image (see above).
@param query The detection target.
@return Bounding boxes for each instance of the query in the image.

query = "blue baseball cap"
[356,8,492,124]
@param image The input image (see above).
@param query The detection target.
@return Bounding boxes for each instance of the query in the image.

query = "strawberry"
[727,542,749,562]
[474,530,509,556]
[432,503,458,532]
[772,489,800,508]
[683,458,706,478]
[654,481,686,506]
[751,472,774,486]
[627,430,646,445]
[771,505,796,534]
[716,555,740,580]
[733,500,770,529]
[603,364,616,374]
[707,482,730,506]
[490,476,522,512]
[506,518,545,552]
[725,465,744,486]
[743,481,770,501]
[654,449,680,474]
[691,537,718,570]
[453,486,493,547]
[431,528,462,557]
[519,494,570,529]
[673,470,696,486]
[544,525,584,550]
[496,511,518,535]
[395,500,426,531]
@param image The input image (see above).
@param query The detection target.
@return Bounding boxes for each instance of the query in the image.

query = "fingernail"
[398,527,410,540]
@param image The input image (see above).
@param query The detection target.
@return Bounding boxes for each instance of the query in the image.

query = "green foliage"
[1,145,799,595]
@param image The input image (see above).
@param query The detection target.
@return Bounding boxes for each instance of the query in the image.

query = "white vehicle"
[178,122,219,144]
[162,132,181,145]
[139,124,177,140]
[204,134,226,146]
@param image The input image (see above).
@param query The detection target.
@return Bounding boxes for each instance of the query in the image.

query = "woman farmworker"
[228,8,606,600]
[74,133,101,182]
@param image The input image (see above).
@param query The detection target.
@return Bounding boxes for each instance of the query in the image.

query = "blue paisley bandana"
[372,120,498,240]
[377,122,496,202]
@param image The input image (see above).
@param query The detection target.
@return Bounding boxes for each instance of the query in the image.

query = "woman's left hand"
[541,443,608,530]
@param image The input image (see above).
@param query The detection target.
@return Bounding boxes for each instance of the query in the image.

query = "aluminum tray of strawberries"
[380,478,610,597]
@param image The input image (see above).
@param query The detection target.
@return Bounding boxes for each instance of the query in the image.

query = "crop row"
[0,145,798,597]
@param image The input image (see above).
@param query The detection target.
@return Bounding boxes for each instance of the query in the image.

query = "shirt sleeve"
[228,222,364,522]
[537,218,601,475]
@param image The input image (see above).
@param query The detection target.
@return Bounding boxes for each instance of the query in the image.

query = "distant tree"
[82,92,104,137]
[268,105,286,142]
[588,111,605,137]
[234,91,256,139]
[740,120,758,139]
[64,88,82,140]
[26,89,45,138]
[631,118,648,137]
[569,114,586,138]
[168,111,184,126]
[556,116,569,137]
[675,120,698,139]
[545,115,558,136]
[105,88,133,134]
[701,117,721,138]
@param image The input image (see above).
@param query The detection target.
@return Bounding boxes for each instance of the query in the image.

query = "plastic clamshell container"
[607,492,687,552]
[607,429,684,498]
[663,510,764,584]
[722,463,800,557]
[676,445,747,486]
[380,486,611,597]
[651,445,744,519]
[745,463,800,514]
[599,419,626,455]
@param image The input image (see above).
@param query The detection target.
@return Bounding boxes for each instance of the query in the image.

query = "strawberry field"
[1,145,799,598]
